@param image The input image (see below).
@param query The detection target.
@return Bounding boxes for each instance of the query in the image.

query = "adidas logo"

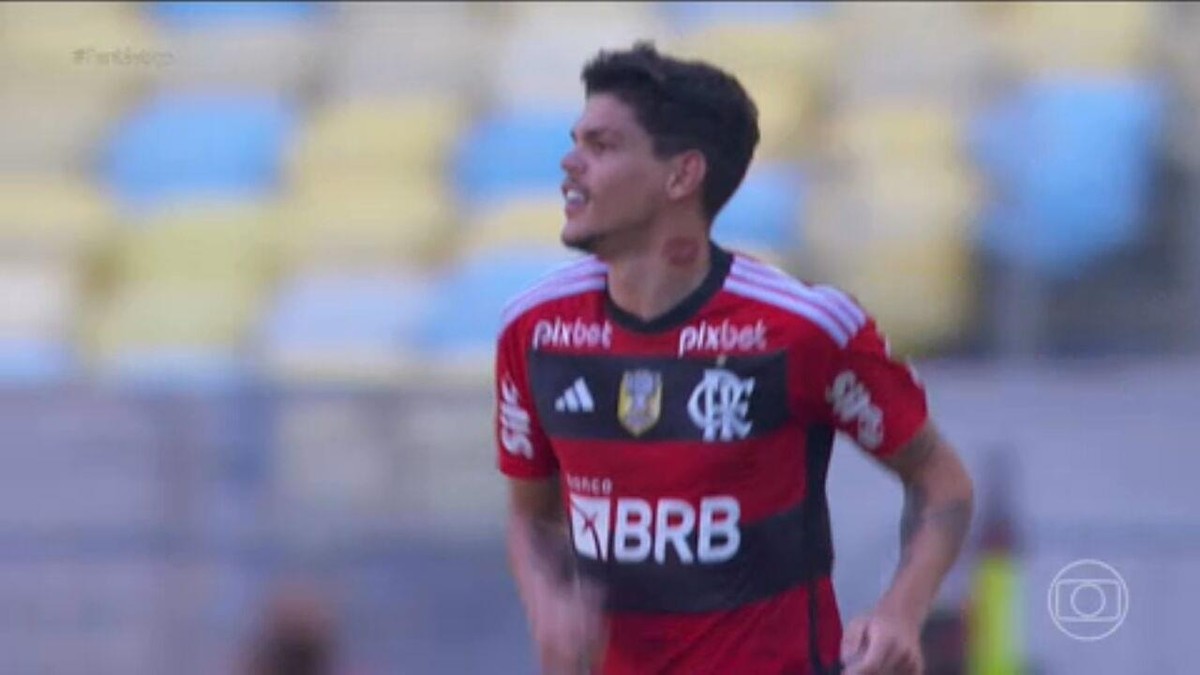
[554,377,595,413]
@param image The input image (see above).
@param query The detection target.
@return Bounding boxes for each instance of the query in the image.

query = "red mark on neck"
[662,237,701,267]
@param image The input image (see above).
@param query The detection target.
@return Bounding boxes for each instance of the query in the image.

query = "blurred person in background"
[494,42,975,675]
[243,582,339,675]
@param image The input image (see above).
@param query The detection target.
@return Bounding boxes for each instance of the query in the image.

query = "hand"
[528,572,607,675]
[840,611,924,675]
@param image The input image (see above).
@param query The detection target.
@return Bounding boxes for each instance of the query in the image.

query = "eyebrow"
[569,127,621,143]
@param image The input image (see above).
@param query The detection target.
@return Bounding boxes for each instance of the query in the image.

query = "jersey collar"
[603,241,733,335]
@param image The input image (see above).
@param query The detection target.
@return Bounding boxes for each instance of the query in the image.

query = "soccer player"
[494,42,975,675]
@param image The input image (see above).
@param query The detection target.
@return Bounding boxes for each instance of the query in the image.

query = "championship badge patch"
[618,369,662,436]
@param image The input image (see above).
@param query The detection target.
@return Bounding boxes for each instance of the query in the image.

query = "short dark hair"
[581,41,760,223]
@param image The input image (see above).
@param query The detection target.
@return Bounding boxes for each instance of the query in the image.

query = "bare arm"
[874,421,975,626]
[506,475,569,610]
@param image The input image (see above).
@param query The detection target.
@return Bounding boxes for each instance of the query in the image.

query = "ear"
[665,150,707,201]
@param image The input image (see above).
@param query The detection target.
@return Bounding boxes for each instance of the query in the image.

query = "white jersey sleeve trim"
[727,257,867,348]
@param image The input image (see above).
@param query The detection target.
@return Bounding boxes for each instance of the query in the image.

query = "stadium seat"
[324,3,494,100]
[0,339,74,386]
[286,96,465,188]
[829,2,984,108]
[658,1,832,29]
[826,103,965,170]
[148,1,325,28]
[0,4,159,173]
[664,21,834,159]
[81,202,279,387]
[457,196,565,259]
[258,270,434,385]
[487,3,667,113]
[0,176,115,255]
[452,108,575,211]
[111,202,279,286]
[416,248,584,375]
[803,152,980,354]
[150,17,324,97]
[969,77,1163,278]
[83,279,261,390]
[0,257,80,384]
[712,163,806,255]
[280,175,457,272]
[102,92,297,211]
[984,1,1157,77]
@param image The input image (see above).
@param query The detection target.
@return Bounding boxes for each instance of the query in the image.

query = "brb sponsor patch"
[569,493,741,564]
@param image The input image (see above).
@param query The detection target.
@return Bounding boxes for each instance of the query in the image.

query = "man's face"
[560,93,673,253]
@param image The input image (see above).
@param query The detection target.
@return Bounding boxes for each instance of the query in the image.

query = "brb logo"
[688,368,756,442]
[569,494,741,564]
[533,318,612,350]
[678,320,767,357]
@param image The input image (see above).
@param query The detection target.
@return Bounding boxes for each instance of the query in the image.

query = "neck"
[602,231,713,323]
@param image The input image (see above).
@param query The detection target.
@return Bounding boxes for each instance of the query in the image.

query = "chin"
[561,222,602,253]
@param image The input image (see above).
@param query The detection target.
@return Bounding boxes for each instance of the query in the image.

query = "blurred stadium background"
[0,1,1198,673]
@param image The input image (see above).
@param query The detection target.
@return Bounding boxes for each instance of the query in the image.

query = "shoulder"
[722,252,869,350]
[497,255,608,340]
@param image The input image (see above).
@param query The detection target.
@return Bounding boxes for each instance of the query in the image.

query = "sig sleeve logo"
[499,376,533,458]
[569,494,741,564]
[688,368,756,442]
[826,370,883,450]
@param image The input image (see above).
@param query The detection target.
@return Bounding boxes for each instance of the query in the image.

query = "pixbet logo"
[678,320,767,356]
[569,494,741,564]
[532,318,613,350]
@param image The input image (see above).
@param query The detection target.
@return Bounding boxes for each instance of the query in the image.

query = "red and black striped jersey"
[494,243,929,675]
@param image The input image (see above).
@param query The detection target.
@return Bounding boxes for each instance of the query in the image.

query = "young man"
[494,42,974,675]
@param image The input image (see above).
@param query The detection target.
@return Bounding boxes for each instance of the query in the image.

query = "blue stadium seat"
[259,272,433,382]
[103,92,296,211]
[262,273,431,353]
[659,1,832,28]
[105,350,250,392]
[970,77,1162,278]
[712,164,806,253]
[452,108,576,210]
[149,1,325,28]
[417,249,584,359]
[0,340,73,386]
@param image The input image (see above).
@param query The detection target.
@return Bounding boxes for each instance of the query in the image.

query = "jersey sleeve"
[798,301,930,461]
[494,320,558,479]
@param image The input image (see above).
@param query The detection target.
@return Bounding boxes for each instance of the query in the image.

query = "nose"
[560,146,584,176]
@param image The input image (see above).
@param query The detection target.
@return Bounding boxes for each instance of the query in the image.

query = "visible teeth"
[565,189,587,205]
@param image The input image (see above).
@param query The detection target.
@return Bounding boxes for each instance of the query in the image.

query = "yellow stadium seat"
[111,201,280,286]
[488,6,669,112]
[150,21,321,98]
[457,196,565,257]
[286,96,465,186]
[0,78,135,174]
[665,21,835,158]
[803,162,980,355]
[325,3,497,101]
[984,1,1158,76]
[0,2,162,91]
[825,103,966,170]
[0,176,115,254]
[280,175,458,271]
[82,279,263,366]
